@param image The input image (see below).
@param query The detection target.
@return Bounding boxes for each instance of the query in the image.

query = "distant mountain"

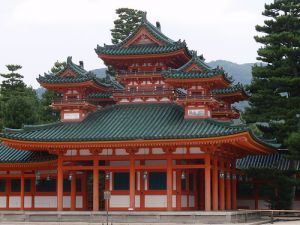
[208,60,254,84]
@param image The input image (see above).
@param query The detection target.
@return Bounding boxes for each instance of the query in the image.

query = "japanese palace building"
[0,13,278,211]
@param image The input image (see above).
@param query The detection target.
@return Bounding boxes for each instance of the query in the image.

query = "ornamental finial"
[67,56,72,64]
[142,11,147,22]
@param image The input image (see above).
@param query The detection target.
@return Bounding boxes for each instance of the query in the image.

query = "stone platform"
[0,211,262,224]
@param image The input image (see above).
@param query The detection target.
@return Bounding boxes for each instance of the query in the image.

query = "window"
[36,179,57,192]
[0,180,5,192]
[25,179,31,192]
[181,178,186,191]
[149,172,166,190]
[113,172,129,190]
[189,173,194,192]
[64,179,71,192]
[11,179,20,192]
[76,178,82,192]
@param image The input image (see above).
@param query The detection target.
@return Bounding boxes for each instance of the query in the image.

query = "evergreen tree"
[243,0,300,147]
[111,8,144,44]
[50,61,66,73]
[0,64,26,100]
[108,8,144,76]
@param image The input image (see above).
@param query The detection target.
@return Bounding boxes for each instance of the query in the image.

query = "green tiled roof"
[236,153,298,170]
[0,143,56,163]
[37,57,112,87]
[2,103,250,142]
[211,84,247,95]
[95,41,190,56]
[161,69,232,83]
[88,92,113,98]
[176,54,212,71]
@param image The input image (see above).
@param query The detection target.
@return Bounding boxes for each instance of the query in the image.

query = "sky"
[0,0,273,88]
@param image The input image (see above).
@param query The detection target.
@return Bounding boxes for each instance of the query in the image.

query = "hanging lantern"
[68,173,73,181]
[238,175,243,182]
[181,170,186,180]
[46,174,51,181]
[36,171,41,181]
[105,172,110,180]
[219,171,225,178]
[143,171,148,180]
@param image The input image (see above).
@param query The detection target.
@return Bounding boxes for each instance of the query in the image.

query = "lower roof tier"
[1,104,277,153]
[0,143,56,163]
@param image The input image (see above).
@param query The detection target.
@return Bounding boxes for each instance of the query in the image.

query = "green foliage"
[287,130,300,159]
[50,61,66,74]
[245,167,299,209]
[243,0,300,147]
[0,64,26,100]
[3,95,39,129]
[111,8,144,45]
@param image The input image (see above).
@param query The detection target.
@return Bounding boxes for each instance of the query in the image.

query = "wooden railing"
[52,98,95,105]
[113,88,174,96]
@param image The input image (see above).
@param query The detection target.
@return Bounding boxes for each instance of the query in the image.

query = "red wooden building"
[0,13,277,211]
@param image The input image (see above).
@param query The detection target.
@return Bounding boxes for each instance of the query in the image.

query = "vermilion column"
[204,155,211,211]
[129,157,135,210]
[167,157,173,211]
[57,156,63,211]
[219,160,225,210]
[231,161,237,210]
[212,158,219,210]
[93,159,99,211]
[20,173,25,210]
[71,173,76,210]
[82,173,87,210]
[225,162,231,210]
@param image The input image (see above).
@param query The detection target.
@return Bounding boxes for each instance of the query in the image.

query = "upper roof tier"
[37,57,114,91]
[95,13,192,67]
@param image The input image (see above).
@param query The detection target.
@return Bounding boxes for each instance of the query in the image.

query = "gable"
[185,64,204,72]
[60,68,77,77]
[123,27,164,47]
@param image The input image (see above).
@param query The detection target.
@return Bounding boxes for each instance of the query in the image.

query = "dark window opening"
[181,178,186,191]
[189,173,194,192]
[149,172,166,190]
[0,180,5,192]
[11,179,20,192]
[36,179,57,192]
[113,172,129,190]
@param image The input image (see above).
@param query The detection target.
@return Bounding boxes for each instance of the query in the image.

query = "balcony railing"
[117,71,162,76]
[113,88,174,97]
[52,98,95,105]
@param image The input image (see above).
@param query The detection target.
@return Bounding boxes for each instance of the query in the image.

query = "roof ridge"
[3,122,62,134]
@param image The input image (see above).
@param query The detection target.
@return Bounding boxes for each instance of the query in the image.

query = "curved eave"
[39,80,111,92]
[97,48,191,61]
[214,91,249,101]
[1,132,276,156]
[0,159,57,169]
[164,75,231,87]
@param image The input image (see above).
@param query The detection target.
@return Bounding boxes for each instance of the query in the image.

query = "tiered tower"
[37,57,119,121]
[95,13,247,121]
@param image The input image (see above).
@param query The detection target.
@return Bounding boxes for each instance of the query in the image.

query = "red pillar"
[231,161,237,210]
[225,162,231,210]
[82,173,87,210]
[219,160,225,210]
[212,158,219,210]
[57,156,63,211]
[129,156,135,210]
[71,173,76,210]
[20,173,25,210]
[93,159,99,211]
[204,155,211,211]
[167,157,173,211]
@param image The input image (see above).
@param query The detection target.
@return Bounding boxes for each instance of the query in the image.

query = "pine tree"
[108,8,144,76]
[111,8,144,44]
[243,0,300,146]
[0,64,26,100]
